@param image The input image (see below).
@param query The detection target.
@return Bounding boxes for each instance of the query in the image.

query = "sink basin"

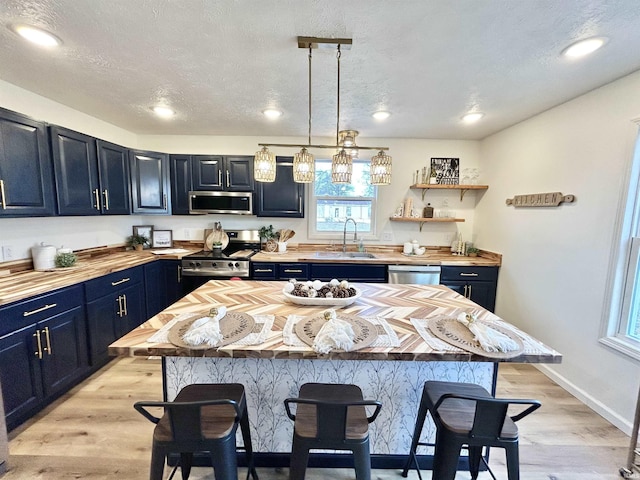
[312,251,377,259]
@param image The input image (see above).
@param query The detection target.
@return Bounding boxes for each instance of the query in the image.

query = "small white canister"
[403,242,413,254]
[32,243,57,271]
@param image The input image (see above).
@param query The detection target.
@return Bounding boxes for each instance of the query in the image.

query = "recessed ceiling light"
[10,24,62,47]
[461,112,484,123]
[262,109,283,119]
[562,37,607,58]
[151,106,175,118]
[372,111,391,120]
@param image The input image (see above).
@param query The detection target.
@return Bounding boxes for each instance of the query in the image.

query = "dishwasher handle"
[388,265,441,274]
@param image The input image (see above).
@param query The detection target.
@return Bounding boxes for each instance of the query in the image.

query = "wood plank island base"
[109,280,561,468]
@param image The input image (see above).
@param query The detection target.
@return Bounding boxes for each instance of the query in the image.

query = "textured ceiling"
[1,1,640,140]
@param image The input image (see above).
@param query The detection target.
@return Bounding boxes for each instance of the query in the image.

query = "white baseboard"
[535,364,633,436]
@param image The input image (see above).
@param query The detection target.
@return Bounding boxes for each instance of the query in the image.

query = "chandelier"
[255,37,392,185]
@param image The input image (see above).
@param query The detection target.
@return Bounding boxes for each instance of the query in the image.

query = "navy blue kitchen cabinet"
[0,285,89,431]
[170,154,192,215]
[85,267,145,367]
[311,263,387,283]
[96,140,131,215]
[145,260,183,317]
[192,155,254,192]
[255,156,304,218]
[251,262,277,280]
[277,263,310,280]
[130,149,170,214]
[0,107,55,217]
[440,266,498,312]
[51,128,131,215]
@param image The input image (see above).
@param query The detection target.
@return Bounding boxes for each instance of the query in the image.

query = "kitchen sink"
[312,252,377,259]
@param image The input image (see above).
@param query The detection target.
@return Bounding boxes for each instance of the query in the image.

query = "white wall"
[0,79,481,258]
[476,69,640,433]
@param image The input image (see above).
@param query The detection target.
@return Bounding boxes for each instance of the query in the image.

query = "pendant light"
[331,45,353,184]
[370,150,392,185]
[293,45,315,183]
[254,146,276,182]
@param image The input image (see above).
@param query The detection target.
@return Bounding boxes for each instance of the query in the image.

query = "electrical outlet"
[2,245,14,261]
[184,228,190,240]
[0,247,3,262]
[381,232,393,242]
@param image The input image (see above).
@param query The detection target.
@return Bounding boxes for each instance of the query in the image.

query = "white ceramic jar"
[32,243,56,271]
[403,242,413,254]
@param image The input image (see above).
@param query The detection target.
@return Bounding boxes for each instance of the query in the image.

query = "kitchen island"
[110,280,560,466]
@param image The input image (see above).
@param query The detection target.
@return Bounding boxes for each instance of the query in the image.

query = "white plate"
[282,287,362,307]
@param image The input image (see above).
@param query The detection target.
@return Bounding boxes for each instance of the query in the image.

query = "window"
[308,159,377,238]
[602,126,640,359]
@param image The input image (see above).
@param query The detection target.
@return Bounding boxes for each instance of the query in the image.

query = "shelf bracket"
[421,189,427,201]
[419,221,425,232]
[460,189,469,201]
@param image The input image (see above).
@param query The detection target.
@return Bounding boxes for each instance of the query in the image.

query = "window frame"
[600,122,640,360]
[307,158,379,240]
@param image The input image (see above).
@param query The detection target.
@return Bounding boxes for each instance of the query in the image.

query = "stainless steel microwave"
[188,191,253,215]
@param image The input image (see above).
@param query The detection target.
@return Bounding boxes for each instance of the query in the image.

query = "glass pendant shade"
[254,146,276,182]
[370,150,393,185]
[293,148,315,183]
[331,149,353,184]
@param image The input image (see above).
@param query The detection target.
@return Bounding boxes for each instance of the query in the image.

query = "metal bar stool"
[402,380,540,480]
[284,383,382,480]
[134,383,258,480]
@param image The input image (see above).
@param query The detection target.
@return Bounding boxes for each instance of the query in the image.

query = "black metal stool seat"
[135,383,258,480]
[284,383,382,480]
[402,380,540,480]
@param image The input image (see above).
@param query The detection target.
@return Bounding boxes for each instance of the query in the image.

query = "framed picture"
[430,157,460,185]
[152,230,173,248]
[132,225,153,249]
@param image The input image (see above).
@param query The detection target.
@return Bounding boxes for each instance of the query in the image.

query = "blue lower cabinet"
[145,260,184,317]
[0,285,89,431]
[310,263,387,283]
[251,263,277,280]
[440,266,498,312]
[277,263,309,281]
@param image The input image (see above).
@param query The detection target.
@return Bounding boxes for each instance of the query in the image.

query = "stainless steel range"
[181,229,260,292]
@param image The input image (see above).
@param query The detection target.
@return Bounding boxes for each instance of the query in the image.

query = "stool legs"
[352,442,372,480]
[468,446,482,480]
[211,435,239,480]
[288,436,310,480]
[402,387,430,477]
[505,443,520,480]
[431,430,463,480]
[239,407,258,480]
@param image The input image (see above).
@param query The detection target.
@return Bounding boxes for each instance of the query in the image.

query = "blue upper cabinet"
[50,126,100,216]
[96,140,131,215]
[0,108,55,217]
[192,155,254,192]
[170,154,192,215]
[51,127,131,216]
[130,149,170,214]
[255,156,304,217]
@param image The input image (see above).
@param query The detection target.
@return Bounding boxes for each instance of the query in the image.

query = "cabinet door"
[164,260,184,305]
[50,126,100,216]
[0,324,43,431]
[130,150,170,214]
[0,108,55,217]
[96,140,130,215]
[170,155,193,214]
[442,281,496,312]
[192,155,223,191]
[278,263,309,280]
[86,294,118,366]
[251,263,277,280]
[144,261,166,317]
[39,305,89,398]
[114,282,146,339]
[225,156,254,191]
[311,264,387,282]
[256,157,304,217]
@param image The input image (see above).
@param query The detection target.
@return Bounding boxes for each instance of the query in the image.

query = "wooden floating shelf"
[389,216,465,232]
[410,184,489,201]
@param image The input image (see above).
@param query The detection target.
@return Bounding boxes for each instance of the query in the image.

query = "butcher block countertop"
[0,248,198,307]
[109,280,560,364]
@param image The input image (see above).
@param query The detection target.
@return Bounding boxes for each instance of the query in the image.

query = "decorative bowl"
[282,287,362,307]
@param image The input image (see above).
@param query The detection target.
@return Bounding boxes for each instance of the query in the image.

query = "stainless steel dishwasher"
[388,264,441,285]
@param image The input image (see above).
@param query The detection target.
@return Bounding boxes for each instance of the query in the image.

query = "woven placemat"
[427,317,524,359]
[168,312,255,349]
[293,314,378,352]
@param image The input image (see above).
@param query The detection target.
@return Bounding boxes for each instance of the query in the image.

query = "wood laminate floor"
[3,357,631,480]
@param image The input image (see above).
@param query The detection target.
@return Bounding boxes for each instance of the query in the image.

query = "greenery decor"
[467,247,480,257]
[55,252,77,268]
[126,233,149,250]
[258,225,277,240]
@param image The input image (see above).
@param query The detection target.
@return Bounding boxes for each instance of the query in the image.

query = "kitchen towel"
[181,306,226,347]
[312,310,356,353]
[456,311,520,353]
[284,314,400,348]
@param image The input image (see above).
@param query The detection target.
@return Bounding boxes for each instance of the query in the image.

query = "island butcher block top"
[109,280,561,364]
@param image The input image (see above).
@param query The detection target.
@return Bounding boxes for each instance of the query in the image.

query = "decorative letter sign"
[506,192,575,207]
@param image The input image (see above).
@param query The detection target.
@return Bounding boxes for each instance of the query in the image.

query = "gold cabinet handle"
[254,269,273,273]
[34,330,43,359]
[299,197,302,213]
[23,303,57,317]
[116,295,123,317]
[226,170,230,186]
[460,273,479,277]
[177,265,182,283]
[284,269,302,273]
[43,326,52,355]
[122,294,128,316]
[463,285,468,298]
[467,284,472,299]
[0,179,6,209]
[111,277,130,286]
[103,189,110,211]
[218,170,222,186]
[93,188,101,210]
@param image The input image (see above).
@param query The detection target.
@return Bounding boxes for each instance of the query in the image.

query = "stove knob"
[195,261,201,268]
[228,262,234,269]
[189,261,196,268]
[234,262,240,268]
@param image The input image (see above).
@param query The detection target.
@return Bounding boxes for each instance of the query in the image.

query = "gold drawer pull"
[459,273,479,277]
[43,326,52,355]
[284,269,302,273]
[111,277,130,286]
[33,331,43,359]
[23,303,57,317]
[254,269,273,273]
[0,179,6,209]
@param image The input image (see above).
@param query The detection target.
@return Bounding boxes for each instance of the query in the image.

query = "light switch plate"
[1,246,13,261]
[381,232,393,242]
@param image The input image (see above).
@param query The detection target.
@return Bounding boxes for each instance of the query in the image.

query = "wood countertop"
[0,249,198,307]
[109,280,560,364]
